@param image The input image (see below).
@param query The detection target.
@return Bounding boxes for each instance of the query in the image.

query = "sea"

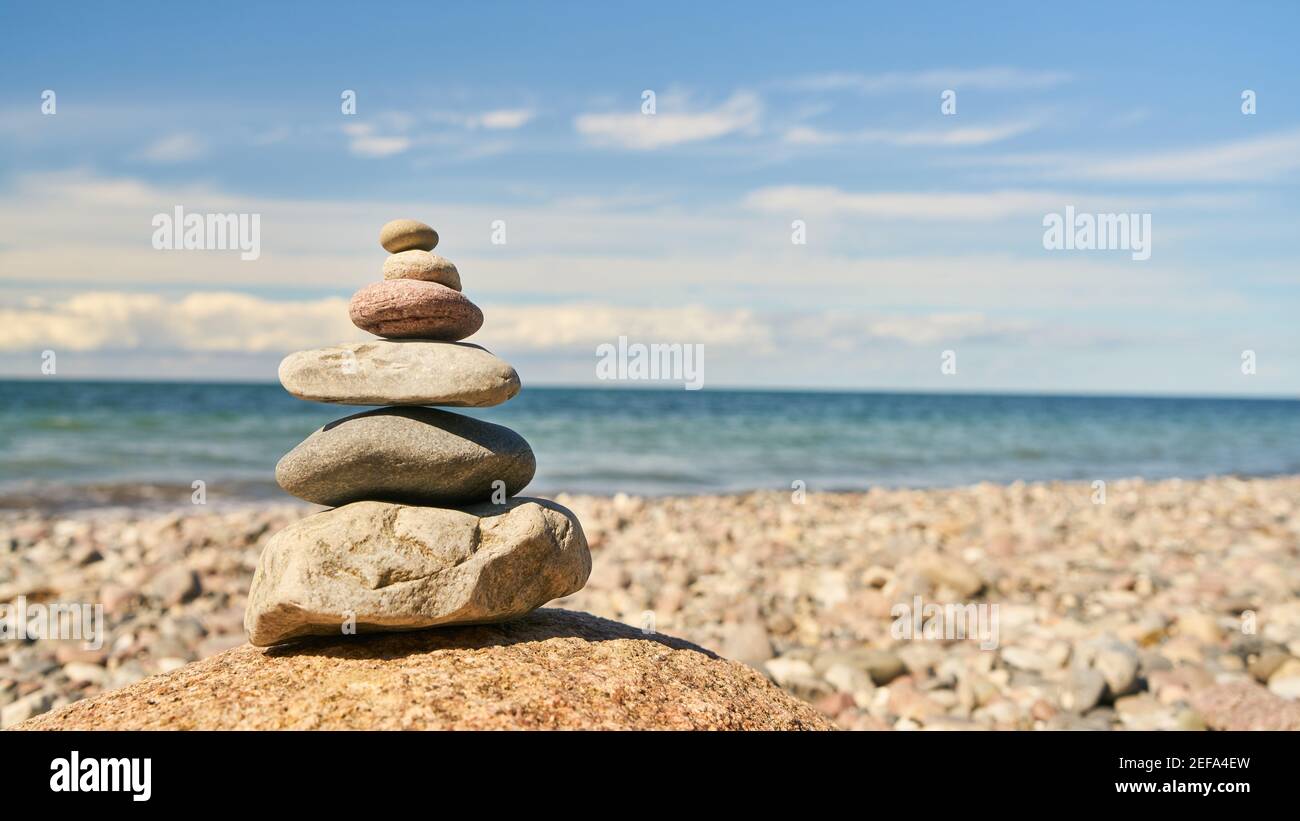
[2,379,1299,510]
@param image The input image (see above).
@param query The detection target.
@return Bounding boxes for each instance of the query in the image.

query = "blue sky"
[1,1,1297,395]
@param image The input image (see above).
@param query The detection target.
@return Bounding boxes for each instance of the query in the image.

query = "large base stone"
[244,498,590,646]
[14,609,834,730]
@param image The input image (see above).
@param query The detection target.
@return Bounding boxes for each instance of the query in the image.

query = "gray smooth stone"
[278,341,520,407]
[244,498,591,646]
[276,407,535,507]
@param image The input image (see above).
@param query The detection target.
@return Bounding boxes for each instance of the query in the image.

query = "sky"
[0,1,1297,395]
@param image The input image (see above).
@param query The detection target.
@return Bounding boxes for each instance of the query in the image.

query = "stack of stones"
[244,219,591,646]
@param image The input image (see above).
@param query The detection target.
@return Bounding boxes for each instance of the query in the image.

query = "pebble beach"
[3,474,1298,730]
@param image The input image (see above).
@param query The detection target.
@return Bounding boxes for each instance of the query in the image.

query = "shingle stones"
[246,219,589,646]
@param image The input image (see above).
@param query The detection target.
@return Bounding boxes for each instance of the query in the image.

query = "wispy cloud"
[341,108,535,157]
[343,123,412,157]
[487,303,771,349]
[135,133,206,163]
[575,91,761,150]
[0,292,772,354]
[784,119,1041,148]
[789,311,1084,348]
[744,186,1067,220]
[0,291,1112,358]
[0,292,361,353]
[973,128,1300,183]
[787,67,1072,93]
[743,185,1250,221]
[469,109,535,130]
[0,170,1258,315]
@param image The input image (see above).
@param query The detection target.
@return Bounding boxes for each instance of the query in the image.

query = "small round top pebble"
[380,219,438,253]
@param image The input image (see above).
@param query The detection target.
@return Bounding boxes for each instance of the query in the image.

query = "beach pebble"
[244,499,590,646]
[1176,611,1223,644]
[888,679,947,722]
[1115,694,1178,730]
[275,406,535,507]
[1,690,54,728]
[55,645,108,666]
[1079,639,1140,699]
[278,341,520,407]
[1151,637,1197,667]
[62,662,108,686]
[349,279,483,340]
[718,620,773,669]
[379,218,438,253]
[915,552,984,597]
[1267,659,1300,699]
[1191,681,1300,730]
[1249,649,1292,682]
[383,250,460,289]
[815,691,857,718]
[814,647,906,686]
[823,663,875,696]
[1061,667,1107,713]
[1001,646,1050,672]
[145,566,201,607]
[957,672,1001,710]
[1143,668,1199,704]
[763,657,817,690]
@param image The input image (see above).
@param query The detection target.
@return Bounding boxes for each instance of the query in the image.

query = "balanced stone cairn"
[244,219,592,646]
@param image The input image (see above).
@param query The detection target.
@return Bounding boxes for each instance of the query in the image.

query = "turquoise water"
[2,380,1299,505]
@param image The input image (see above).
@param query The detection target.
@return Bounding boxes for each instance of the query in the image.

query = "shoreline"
[2,474,1299,729]
[5,469,1300,516]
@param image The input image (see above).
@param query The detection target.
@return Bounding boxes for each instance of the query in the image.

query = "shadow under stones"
[262,607,719,662]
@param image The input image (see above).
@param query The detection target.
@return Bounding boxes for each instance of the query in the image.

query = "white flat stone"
[278,340,519,406]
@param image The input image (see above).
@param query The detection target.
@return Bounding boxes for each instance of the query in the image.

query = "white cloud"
[341,109,532,157]
[473,109,535,130]
[808,312,1037,346]
[486,303,772,350]
[136,133,206,163]
[742,185,1249,221]
[0,169,1259,324]
[0,292,363,353]
[0,291,1098,358]
[575,91,761,150]
[0,291,778,355]
[784,120,1040,147]
[974,128,1300,183]
[343,123,412,157]
[744,186,1067,220]
[788,68,1072,93]
[1073,129,1300,182]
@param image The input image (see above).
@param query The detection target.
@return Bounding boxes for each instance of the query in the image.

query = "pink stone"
[1191,681,1300,730]
[349,280,484,340]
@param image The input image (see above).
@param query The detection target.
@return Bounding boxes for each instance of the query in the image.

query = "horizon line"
[1,375,1297,403]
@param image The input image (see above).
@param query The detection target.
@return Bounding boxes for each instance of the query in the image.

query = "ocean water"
[2,379,1299,507]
